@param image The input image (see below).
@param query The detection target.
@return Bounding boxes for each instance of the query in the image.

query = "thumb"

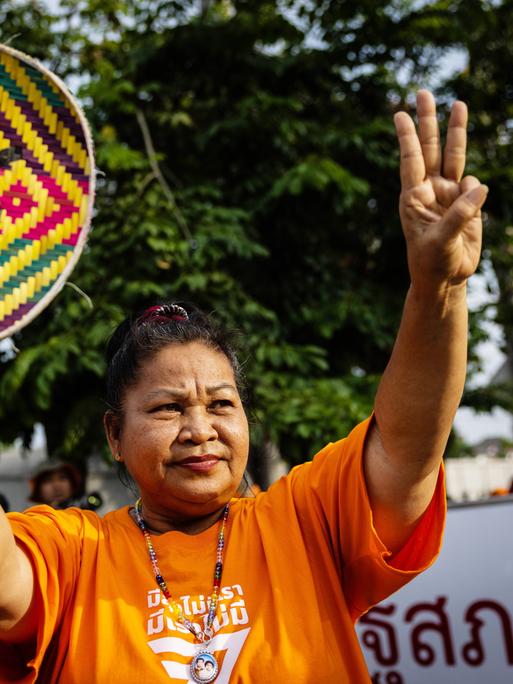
[441,184,488,238]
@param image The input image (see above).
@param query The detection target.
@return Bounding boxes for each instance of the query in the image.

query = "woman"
[28,461,84,509]
[27,460,103,511]
[0,91,488,683]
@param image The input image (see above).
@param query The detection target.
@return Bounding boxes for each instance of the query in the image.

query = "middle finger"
[417,90,441,178]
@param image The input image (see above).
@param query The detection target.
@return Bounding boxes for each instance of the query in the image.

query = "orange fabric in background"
[3,417,445,683]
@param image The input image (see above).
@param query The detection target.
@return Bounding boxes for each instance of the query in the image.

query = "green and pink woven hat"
[0,43,95,339]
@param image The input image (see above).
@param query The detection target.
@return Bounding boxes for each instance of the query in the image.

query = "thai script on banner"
[356,498,513,683]
[359,596,513,682]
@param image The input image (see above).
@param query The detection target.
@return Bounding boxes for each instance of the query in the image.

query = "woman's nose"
[178,408,217,444]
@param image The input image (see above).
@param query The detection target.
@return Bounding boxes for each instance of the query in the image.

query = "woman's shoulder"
[9,503,133,531]
[9,503,103,532]
[8,504,136,547]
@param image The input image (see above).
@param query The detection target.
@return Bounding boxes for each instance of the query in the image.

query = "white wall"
[445,455,513,501]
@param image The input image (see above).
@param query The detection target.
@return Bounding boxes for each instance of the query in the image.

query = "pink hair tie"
[138,304,189,324]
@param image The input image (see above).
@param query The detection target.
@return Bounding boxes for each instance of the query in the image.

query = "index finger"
[394,111,426,190]
[443,100,467,182]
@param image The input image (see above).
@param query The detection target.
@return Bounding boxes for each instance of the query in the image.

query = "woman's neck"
[129,501,227,535]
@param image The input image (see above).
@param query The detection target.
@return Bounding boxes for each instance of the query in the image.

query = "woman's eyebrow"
[206,383,237,394]
[143,384,236,400]
[143,388,187,400]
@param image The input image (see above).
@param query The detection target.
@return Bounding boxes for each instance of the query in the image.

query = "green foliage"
[1,0,508,473]
[433,0,513,418]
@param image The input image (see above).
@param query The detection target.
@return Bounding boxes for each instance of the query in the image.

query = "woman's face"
[38,470,73,506]
[105,341,249,520]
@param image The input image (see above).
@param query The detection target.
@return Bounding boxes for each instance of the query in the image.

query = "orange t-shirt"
[2,417,445,683]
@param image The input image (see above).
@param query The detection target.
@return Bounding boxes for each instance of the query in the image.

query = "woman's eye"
[210,399,232,410]
[152,403,181,413]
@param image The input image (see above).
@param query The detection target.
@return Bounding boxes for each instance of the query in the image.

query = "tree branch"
[135,108,193,243]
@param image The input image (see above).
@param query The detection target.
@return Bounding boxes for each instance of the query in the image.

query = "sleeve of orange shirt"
[4,506,91,680]
[287,415,446,621]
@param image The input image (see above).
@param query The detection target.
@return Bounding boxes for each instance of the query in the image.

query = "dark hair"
[106,302,246,416]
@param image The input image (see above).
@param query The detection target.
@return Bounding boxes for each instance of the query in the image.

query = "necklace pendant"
[190,650,219,683]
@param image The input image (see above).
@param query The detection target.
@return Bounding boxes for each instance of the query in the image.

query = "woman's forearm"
[364,283,467,551]
[375,282,467,475]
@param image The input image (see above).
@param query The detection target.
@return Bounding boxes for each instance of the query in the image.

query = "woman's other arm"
[0,505,36,641]
[364,90,488,551]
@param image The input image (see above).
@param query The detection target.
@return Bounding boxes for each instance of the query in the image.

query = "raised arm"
[0,506,36,641]
[364,90,488,551]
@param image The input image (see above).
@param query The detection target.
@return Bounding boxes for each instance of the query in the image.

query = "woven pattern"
[0,46,94,338]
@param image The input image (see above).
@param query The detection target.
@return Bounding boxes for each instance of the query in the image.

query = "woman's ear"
[104,410,123,461]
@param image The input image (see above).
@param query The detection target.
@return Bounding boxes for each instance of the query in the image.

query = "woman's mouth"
[175,455,221,472]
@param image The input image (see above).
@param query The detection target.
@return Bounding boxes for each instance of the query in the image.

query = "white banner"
[356,496,513,684]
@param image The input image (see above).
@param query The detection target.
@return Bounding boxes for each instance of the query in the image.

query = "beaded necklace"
[134,498,229,684]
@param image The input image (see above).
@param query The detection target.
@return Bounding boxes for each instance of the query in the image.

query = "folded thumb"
[442,184,489,237]
[466,184,489,208]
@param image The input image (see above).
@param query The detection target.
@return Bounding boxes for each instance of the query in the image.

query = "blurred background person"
[28,460,102,511]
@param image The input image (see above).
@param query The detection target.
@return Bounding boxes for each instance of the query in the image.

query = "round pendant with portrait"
[190,651,219,683]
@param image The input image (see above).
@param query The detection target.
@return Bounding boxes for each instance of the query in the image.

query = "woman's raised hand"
[394,90,488,295]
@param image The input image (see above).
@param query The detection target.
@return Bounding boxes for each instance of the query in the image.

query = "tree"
[0,0,496,484]
[431,0,513,417]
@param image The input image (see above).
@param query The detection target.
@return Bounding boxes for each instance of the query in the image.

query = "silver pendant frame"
[190,650,219,683]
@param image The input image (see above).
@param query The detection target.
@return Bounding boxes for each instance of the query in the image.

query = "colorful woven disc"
[0,44,95,339]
